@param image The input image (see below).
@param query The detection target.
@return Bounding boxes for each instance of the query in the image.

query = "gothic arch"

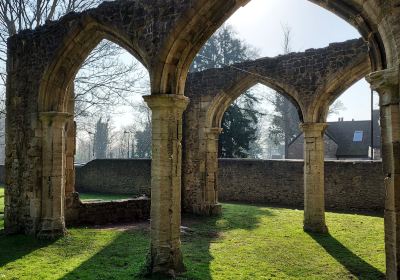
[38,17,148,113]
[309,48,372,122]
[207,75,304,130]
[164,0,387,99]
[153,0,249,96]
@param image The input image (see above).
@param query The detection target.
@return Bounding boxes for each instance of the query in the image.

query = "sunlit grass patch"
[0,194,385,279]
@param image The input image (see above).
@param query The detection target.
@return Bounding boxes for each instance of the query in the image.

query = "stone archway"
[182,39,369,223]
[4,0,400,278]
[35,21,149,238]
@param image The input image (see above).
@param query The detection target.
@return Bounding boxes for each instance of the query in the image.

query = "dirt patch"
[89,221,150,232]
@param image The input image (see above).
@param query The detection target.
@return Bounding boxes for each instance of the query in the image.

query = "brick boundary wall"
[68,159,386,213]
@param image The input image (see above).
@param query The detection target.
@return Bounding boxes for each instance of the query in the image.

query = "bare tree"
[267,24,301,158]
[328,100,346,116]
[0,1,150,117]
[0,1,151,164]
[74,39,149,121]
[0,0,103,115]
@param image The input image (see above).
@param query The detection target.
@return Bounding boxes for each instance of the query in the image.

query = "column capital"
[366,66,399,92]
[300,122,327,137]
[205,127,223,136]
[143,94,189,113]
[40,112,72,128]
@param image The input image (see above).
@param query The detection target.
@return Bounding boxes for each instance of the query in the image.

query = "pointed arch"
[206,74,304,129]
[309,50,372,122]
[38,17,148,113]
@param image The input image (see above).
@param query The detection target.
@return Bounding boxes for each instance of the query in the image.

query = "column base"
[191,203,222,216]
[144,247,185,278]
[303,222,328,234]
[65,192,82,226]
[37,219,67,239]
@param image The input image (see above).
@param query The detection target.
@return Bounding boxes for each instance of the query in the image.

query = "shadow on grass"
[59,229,149,280]
[0,232,56,267]
[58,204,270,280]
[179,204,272,280]
[307,232,385,280]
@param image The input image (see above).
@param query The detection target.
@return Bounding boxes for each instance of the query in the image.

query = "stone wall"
[75,159,151,195]
[218,159,384,212]
[74,159,384,212]
[0,165,4,184]
[182,38,370,215]
[65,194,150,227]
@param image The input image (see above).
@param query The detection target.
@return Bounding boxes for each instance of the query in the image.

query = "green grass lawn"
[0,186,3,229]
[0,186,4,213]
[78,192,135,201]
[0,190,385,279]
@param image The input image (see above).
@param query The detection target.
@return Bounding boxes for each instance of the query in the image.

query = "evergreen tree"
[191,25,262,158]
[135,122,151,158]
[268,95,300,158]
[191,25,257,72]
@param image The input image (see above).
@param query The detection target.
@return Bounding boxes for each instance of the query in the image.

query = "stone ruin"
[3,0,400,278]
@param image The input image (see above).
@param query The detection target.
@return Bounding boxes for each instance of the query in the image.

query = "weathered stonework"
[218,159,385,213]
[76,159,151,196]
[301,123,328,233]
[66,196,150,227]
[70,159,385,213]
[4,0,400,278]
[183,39,370,216]
[143,94,189,276]
[367,66,400,279]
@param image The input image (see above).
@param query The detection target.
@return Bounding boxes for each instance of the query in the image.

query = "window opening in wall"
[353,131,363,142]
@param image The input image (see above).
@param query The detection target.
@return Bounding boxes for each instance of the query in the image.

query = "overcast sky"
[225,0,378,121]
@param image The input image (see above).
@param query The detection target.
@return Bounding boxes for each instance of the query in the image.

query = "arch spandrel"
[14,0,210,113]
[38,19,148,113]
[208,76,304,129]
[152,0,250,95]
[307,40,372,122]
[185,38,369,127]
[162,0,388,101]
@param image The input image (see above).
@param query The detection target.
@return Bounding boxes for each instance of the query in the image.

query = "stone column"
[65,83,77,206]
[301,122,328,233]
[367,67,400,279]
[203,127,222,215]
[64,83,81,224]
[143,94,189,277]
[39,112,71,238]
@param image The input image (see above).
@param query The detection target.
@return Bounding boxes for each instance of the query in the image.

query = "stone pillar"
[143,94,189,277]
[367,67,399,279]
[39,112,71,238]
[301,122,328,233]
[203,127,222,215]
[64,83,81,224]
[65,83,77,205]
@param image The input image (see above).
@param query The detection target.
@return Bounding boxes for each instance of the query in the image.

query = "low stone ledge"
[66,197,150,226]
